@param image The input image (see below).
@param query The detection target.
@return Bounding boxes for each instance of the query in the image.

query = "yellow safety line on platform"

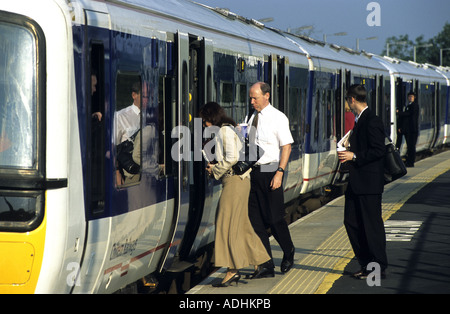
[268,154,450,294]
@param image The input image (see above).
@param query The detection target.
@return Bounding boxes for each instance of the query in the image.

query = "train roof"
[282,32,388,73]
[104,0,301,53]
[374,56,446,82]
[92,0,444,81]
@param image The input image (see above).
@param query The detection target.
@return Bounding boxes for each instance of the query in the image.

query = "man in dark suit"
[337,84,388,279]
[397,91,419,167]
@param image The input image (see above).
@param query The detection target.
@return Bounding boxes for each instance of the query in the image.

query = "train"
[0,0,449,294]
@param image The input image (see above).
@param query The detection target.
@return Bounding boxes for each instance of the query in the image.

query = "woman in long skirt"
[200,102,270,287]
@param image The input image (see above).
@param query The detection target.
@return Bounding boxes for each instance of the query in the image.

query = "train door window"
[301,88,307,141]
[419,84,428,128]
[396,78,405,113]
[235,83,247,123]
[158,75,176,177]
[90,43,106,214]
[288,86,300,144]
[314,90,320,141]
[220,82,233,117]
[384,78,391,135]
[322,90,327,141]
[114,72,142,187]
[439,83,447,126]
[326,89,333,139]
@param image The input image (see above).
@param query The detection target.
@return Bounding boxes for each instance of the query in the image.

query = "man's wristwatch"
[276,167,285,173]
[352,154,357,162]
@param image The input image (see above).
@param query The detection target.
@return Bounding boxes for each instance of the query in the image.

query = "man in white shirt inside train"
[114,82,141,185]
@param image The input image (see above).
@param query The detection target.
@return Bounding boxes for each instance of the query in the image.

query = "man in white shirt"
[114,82,141,185]
[115,82,141,145]
[246,82,295,278]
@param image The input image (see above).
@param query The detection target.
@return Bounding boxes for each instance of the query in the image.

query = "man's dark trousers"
[344,186,388,271]
[248,166,294,258]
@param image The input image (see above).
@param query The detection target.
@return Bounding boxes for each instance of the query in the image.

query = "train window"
[206,65,213,102]
[384,78,391,135]
[235,83,247,123]
[301,88,307,141]
[90,43,105,215]
[0,21,38,170]
[419,84,431,128]
[326,89,333,139]
[314,90,320,141]
[322,90,327,141]
[0,191,44,232]
[158,75,176,177]
[288,87,300,144]
[220,82,233,117]
[114,73,142,187]
[0,13,45,232]
[440,84,447,125]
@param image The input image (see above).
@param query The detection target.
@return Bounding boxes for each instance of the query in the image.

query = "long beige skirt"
[214,175,271,269]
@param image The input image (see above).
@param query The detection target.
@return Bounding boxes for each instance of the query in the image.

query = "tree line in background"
[381,22,450,66]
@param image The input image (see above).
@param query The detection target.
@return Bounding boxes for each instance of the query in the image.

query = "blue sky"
[192,0,450,55]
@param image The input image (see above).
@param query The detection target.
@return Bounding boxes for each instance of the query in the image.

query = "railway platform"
[187,149,450,295]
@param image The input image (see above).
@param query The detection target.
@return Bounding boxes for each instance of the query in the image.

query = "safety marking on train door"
[384,220,422,242]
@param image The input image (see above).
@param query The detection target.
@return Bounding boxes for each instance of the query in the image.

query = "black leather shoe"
[352,268,387,280]
[280,247,295,273]
[246,260,275,279]
[352,268,369,279]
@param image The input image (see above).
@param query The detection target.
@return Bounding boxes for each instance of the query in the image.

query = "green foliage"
[381,22,450,66]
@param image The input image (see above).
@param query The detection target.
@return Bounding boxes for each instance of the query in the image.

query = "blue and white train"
[0,0,449,293]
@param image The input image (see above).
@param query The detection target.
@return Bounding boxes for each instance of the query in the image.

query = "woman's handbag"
[232,137,265,175]
[384,137,407,184]
[229,126,265,175]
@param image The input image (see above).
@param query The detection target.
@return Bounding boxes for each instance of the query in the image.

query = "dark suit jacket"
[398,101,419,134]
[348,108,386,195]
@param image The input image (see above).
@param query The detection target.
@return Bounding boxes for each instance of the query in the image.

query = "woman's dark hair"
[199,102,236,127]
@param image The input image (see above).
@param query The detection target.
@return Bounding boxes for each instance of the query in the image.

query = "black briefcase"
[384,138,407,184]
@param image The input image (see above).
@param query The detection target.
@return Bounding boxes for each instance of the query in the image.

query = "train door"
[332,69,351,187]
[162,32,216,270]
[161,32,190,271]
[179,36,218,259]
[267,54,288,112]
[72,8,111,293]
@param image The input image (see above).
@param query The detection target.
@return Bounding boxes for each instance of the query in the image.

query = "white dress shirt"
[115,103,140,144]
[247,104,293,165]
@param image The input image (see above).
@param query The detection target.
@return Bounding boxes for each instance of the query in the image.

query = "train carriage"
[281,34,391,194]
[375,56,450,155]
